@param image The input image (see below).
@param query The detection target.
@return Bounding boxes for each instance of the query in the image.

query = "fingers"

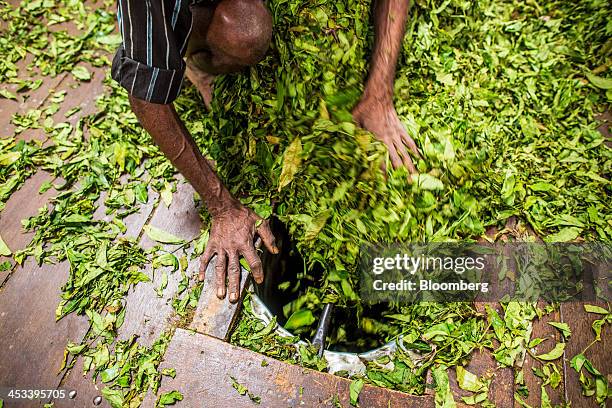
[395,141,417,174]
[215,251,227,299]
[387,145,403,170]
[394,123,418,173]
[199,246,214,281]
[242,246,264,284]
[379,156,388,177]
[256,220,279,254]
[390,122,419,172]
[227,252,241,303]
[400,129,422,159]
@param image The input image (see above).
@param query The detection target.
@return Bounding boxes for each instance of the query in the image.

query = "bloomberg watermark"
[359,243,611,303]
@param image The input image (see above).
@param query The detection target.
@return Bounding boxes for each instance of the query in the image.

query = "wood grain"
[118,179,201,344]
[55,185,160,408]
[562,302,610,407]
[0,171,56,286]
[518,303,565,407]
[0,260,89,408]
[143,328,437,408]
[188,257,248,341]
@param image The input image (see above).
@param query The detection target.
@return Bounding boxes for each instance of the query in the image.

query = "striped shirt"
[111,0,209,104]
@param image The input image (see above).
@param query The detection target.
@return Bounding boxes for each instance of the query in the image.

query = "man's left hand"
[353,97,420,173]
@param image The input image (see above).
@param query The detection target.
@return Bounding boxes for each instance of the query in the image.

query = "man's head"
[198,0,272,73]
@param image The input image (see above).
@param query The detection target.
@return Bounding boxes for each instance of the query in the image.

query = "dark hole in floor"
[254,218,393,353]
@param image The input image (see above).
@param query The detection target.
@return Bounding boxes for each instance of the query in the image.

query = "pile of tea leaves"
[0,1,201,406]
[178,0,610,309]
[204,0,609,405]
[192,0,610,335]
[0,0,610,407]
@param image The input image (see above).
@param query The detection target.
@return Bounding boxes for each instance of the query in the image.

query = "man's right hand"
[130,96,278,302]
[128,96,277,304]
[199,203,278,303]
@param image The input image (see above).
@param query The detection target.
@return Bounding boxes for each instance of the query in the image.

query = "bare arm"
[129,95,237,215]
[364,0,410,103]
[129,96,277,302]
[353,0,420,172]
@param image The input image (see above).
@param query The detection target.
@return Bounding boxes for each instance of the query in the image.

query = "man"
[112,0,419,303]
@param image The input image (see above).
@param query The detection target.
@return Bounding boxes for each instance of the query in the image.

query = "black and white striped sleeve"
[111,0,194,104]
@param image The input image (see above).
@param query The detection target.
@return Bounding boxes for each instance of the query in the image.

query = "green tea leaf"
[415,173,444,190]
[544,227,581,242]
[101,387,123,408]
[585,72,612,89]
[144,225,184,245]
[304,209,331,241]
[0,89,17,100]
[456,366,482,393]
[584,304,608,315]
[486,305,505,341]
[284,309,315,330]
[548,322,571,338]
[349,378,364,406]
[135,184,148,203]
[161,182,173,207]
[535,342,565,361]
[0,233,11,256]
[278,137,302,191]
[432,366,456,408]
[72,65,91,81]
[96,33,122,46]
[156,390,183,407]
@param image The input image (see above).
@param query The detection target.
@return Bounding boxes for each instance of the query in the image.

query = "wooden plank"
[0,71,110,406]
[56,180,201,408]
[0,48,68,143]
[117,179,201,344]
[448,347,514,407]
[0,166,85,408]
[0,4,117,406]
[561,302,610,407]
[0,1,106,143]
[188,258,248,341]
[54,188,159,408]
[0,260,89,408]
[0,171,55,249]
[0,70,68,142]
[47,66,108,132]
[0,62,106,284]
[518,303,565,407]
[142,328,436,408]
[0,65,108,283]
[0,171,56,289]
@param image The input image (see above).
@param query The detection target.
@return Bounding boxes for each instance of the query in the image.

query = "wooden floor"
[0,23,609,408]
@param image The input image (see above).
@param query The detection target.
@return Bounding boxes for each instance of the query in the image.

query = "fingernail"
[198,274,204,281]
[273,246,279,254]
[230,293,238,303]
[217,288,224,299]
